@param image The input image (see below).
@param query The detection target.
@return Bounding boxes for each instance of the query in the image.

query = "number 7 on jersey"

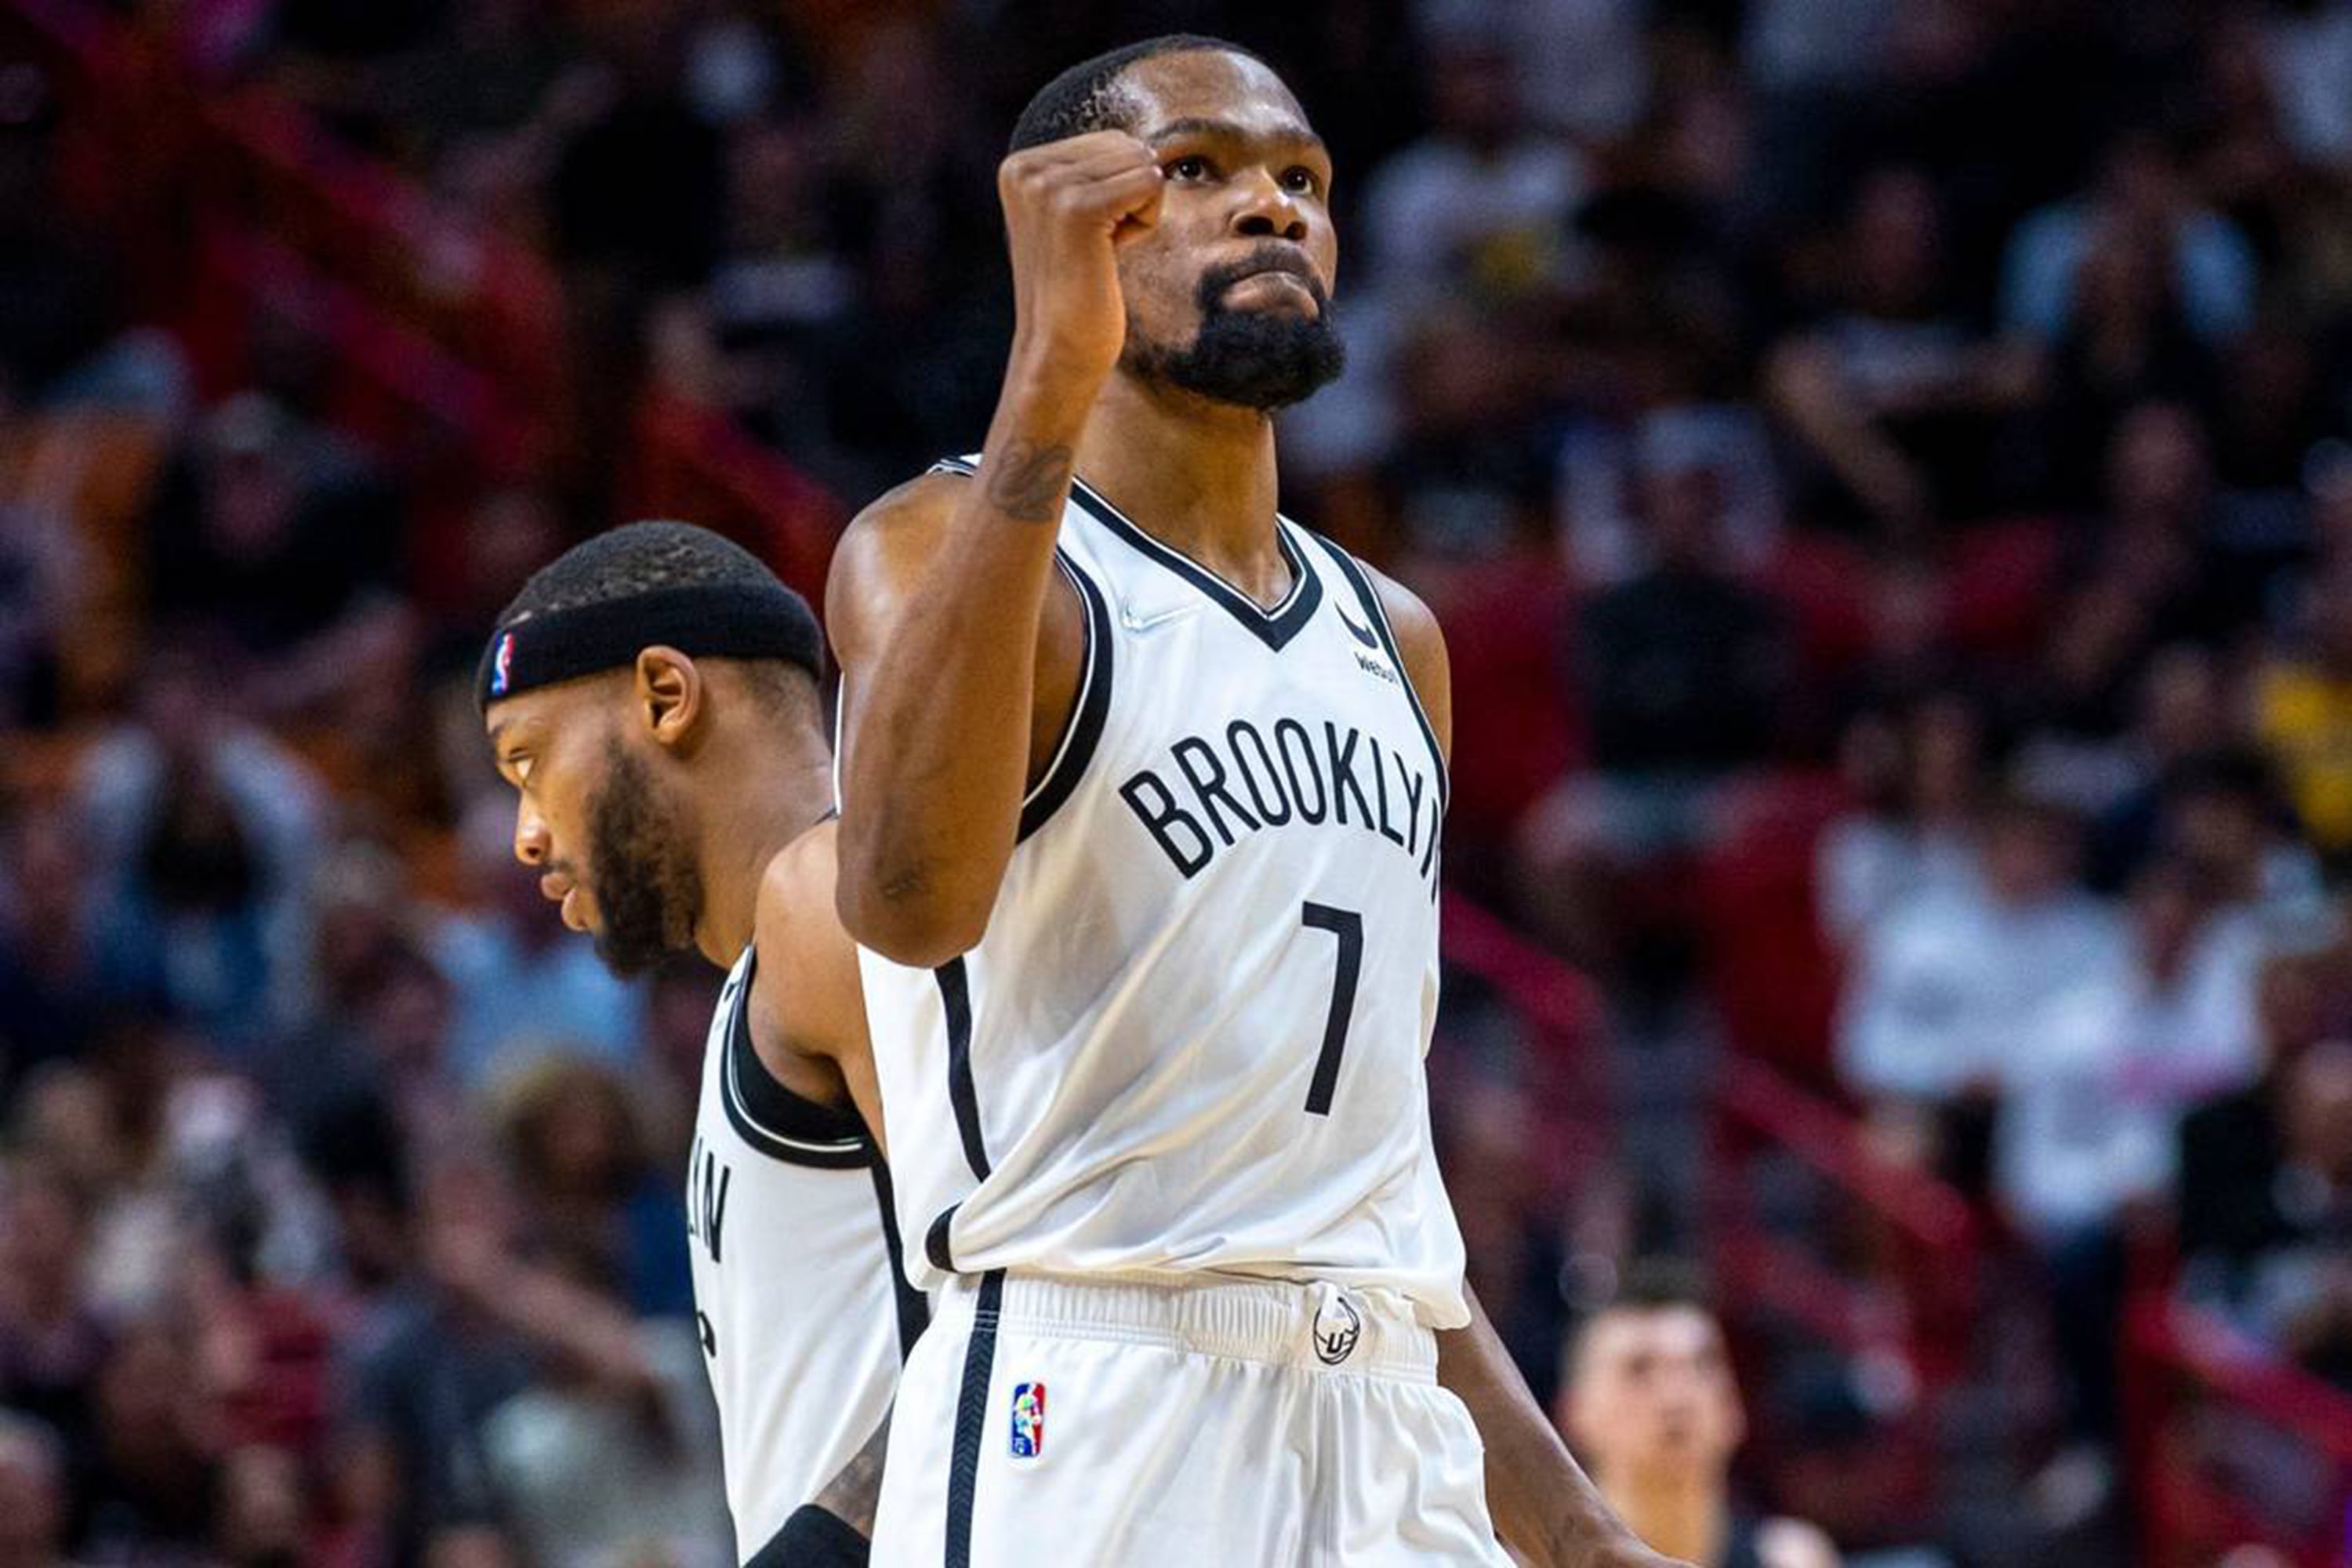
[1300,902,1363,1116]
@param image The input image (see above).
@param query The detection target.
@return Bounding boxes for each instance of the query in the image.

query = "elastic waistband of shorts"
[935,1269,1438,1381]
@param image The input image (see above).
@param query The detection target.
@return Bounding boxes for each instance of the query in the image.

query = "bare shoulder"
[1352,557,1451,760]
[757,818,849,967]
[822,470,969,639]
[750,818,864,1074]
[1758,1517,1842,1568]
[1357,560,1446,669]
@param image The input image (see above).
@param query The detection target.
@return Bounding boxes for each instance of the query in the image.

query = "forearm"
[835,362,1094,963]
[1437,1287,1647,1568]
[812,1410,891,1535]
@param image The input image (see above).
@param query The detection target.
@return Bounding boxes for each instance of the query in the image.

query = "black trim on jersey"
[1304,532,1451,811]
[1067,475,1324,652]
[722,952,871,1170]
[925,1204,960,1273]
[1017,553,1114,843]
[944,1269,1006,1568]
[938,960,990,1181]
[923,457,1112,846]
[866,1154,931,1358]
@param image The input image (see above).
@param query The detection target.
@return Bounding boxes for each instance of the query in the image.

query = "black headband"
[475,583,823,710]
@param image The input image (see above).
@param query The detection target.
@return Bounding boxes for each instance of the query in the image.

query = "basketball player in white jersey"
[477,522,920,1566]
[828,34,1682,1568]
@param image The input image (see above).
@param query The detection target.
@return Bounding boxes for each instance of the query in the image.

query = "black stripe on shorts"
[944,1269,1006,1568]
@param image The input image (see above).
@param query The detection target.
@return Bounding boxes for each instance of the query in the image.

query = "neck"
[1076,371,1287,603]
[1598,1468,1731,1566]
[692,721,833,966]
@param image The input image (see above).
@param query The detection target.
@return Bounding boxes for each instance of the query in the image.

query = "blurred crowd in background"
[5,0,2352,1564]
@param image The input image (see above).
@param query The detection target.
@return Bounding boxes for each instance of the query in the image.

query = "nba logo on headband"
[490,632,516,697]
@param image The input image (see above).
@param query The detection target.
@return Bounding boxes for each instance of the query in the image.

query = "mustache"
[1199,247,1329,311]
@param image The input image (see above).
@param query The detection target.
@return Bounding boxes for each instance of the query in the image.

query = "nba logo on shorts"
[490,633,517,696]
[1008,1381,1046,1461]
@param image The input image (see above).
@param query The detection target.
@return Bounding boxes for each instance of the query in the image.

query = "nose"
[514,805,550,867]
[1232,171,1308,245]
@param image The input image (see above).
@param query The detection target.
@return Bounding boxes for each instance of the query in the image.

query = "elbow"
[834,853,990,970]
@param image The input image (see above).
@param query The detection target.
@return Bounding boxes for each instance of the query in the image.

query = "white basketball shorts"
[869,1270,1509,1566]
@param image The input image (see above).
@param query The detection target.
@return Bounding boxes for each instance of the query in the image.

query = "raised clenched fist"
[997,131,1165,391]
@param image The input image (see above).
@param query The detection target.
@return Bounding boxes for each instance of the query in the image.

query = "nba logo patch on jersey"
[489,632,517,696]
[1008,1381,1046,1460]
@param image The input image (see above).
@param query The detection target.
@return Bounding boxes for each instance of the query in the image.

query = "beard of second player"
[583,738,707,978]
[1122,245,1348,412]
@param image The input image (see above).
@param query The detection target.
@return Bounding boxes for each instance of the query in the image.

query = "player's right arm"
[829,132,1164,967]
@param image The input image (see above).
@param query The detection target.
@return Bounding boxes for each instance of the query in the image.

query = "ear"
[635,646,705,751]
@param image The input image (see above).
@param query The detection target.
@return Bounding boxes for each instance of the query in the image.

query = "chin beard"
[583,743,703,978]
[1124,253,1347,412]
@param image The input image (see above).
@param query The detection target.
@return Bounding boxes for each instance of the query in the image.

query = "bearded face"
[581,741,705,977]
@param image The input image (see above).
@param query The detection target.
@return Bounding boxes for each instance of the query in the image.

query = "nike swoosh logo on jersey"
[1334,600,1381,649]
[1119,599,1201,633]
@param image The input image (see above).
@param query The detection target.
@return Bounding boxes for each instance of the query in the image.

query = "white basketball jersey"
[686,946,925,1559]
[855,463,1469,1328]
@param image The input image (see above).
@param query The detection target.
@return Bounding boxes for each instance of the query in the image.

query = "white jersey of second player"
[686,946,925,1559]
[855,461,1469,1328]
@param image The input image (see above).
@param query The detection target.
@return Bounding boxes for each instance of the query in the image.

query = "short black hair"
[1559,1258,1717,1385]
[1009,34,1269,153]
[493,520,824,687]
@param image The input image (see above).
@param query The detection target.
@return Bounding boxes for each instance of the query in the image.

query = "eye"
[1167,155,1212,182]
[1281,166,1320,194]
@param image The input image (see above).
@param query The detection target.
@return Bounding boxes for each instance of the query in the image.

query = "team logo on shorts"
[1312,1294,1363,1366]
[1009,1381,1047,1460]
[489,632,517,696]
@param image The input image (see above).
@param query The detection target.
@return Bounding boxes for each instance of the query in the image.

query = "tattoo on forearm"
[985,440,1076,523]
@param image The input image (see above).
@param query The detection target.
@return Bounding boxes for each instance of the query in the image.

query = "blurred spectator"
[2183,1039,2352,1389]
[0,800,102,1094]
[2039,405,2236,743]
[1574,459,1794,782]
[1559,406,1784,590]
[1838,793,2123,1106]
[1767,166,2040,537]
[143,395,405,672]
[429,797,644,1088]
[2153,750,2329,930]
[1816,695,1982,953]
[1518,454,1791,974]
[491,1056,691,1320]
[75,647,325,1051]
[334,1150,719,1568]
[549,16,728,296]
[0,381,82,730]
[1360,20,1588,303]
[1996,858,2264,1442]
[0,1155,105,1444]
[2000,131,2259,349]
[1555,1262,1841,1568]
[2078,649,2236,892]
[480,1306,728,1568]
[0,1410,71,1568]
[2260,0,2352,174]
[74,1313,221,1563]
[675,114,858,465]
[1454,0,1648,144]
[2033,220,2220,510]
[2256,553,2352,871]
